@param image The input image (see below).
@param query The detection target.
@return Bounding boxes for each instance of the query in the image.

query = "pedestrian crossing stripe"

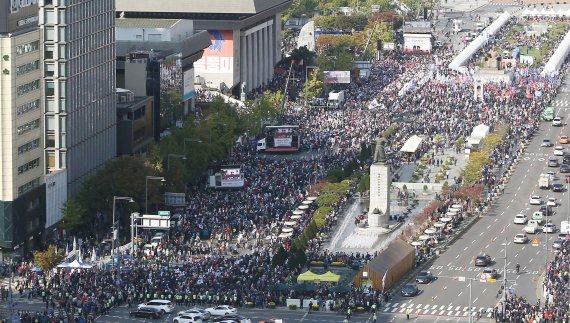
[488,2,520,5]
[380,302,494,317]
[550,99,570,107]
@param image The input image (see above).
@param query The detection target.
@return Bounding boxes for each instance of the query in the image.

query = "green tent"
[319,271,341,283]
[297,270,320,282]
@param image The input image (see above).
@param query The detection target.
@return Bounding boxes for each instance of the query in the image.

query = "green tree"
[304,72,324,102]
[244,91,281,135]
[60,199,87,234]
[34,245,64,271]
[161,88,183,130]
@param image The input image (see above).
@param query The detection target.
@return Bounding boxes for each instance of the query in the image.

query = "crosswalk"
[488,2,520,5]
[550,99,570,107]
[380,302,495,318]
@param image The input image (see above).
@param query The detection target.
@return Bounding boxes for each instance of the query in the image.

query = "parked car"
[514,214,528,224]
[482,268,498,279]
[173,313,204,323]
[177,309,211,320]
[130,307,163,319]
[560,164,570,173]
[475,254,492,266]
[514,233,529,244]
[529,195,542,205]
[206,305,237,317]
[552,240,564,250]
[137,300,175,314]
[211,314,251,323]
[415,271,434,284]
[547,197,557,207]
[401,283,419,297]
[542,139,554,147]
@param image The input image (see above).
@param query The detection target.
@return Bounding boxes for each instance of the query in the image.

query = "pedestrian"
[406,307,411,320]
[308,301,313,313]
[372,312,377,322]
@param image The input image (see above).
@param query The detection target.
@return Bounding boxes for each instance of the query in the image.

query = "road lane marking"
[431,310,437,314]
[485,244,490,249]
[530,258,533,263]
[424,305,430,309]
[438,271,442,275]
[472,240,476,244]
[480,232,485,236]
[440,305,445,310]
[431,305,438,309]
[515,253,519,258]
[385,303,392,307]
[458,292,463,297]
[464,247,468,251]
[482,288,487,293]
[455,306,461,311]
[473,297,479,303]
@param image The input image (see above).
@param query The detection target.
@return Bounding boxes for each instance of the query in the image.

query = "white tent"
[543,29,570,75]
[400,135,424,153]
[68,260,83,269]
[471,124,490,139]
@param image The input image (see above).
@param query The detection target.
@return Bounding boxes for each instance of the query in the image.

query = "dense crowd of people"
[5,14,570,323]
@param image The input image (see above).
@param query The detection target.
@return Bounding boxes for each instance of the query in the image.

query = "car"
[543,223,557,233]
[555,146,564,156]
[531,212,544,223]
[513,214,528,224]
[561,165,570,173]
[130,307,163,319]
[401,283,419,297]
[559,233,569,240]
[553,117,563,126]
[540,205,553,216]
[561,135,569,143]
[552,239,564,250]
[138,300,175,314]
[415,271,434,284]
[482,268,498,279]
[475,254,492,266]
[547,197,557,207]
[552,183,565,192]
[206,305,237,317]
[548,156,560,167]
[514,233,529,244]
[529,195,542,205]
[177,309,211,320]
[542,139,554,147]
[211,314,252,323]
[173,313,204,323]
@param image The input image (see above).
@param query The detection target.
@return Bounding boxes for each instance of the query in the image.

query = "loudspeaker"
[377,40,382,51]
[423,8,428,20]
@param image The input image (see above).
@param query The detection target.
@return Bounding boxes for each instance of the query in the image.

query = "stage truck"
[208,164,245,189]
[256,125,301,152]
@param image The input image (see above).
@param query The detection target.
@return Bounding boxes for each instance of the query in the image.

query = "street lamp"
[167,154,187,171]
[145,176,165,214]
[111,196,134,255]
[184,138,202,154]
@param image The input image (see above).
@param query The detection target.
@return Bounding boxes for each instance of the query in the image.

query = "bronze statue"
[374,136,388,164]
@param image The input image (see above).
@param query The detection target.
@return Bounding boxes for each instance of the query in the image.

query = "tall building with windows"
[0,0,45,256]
[39,0,117,196]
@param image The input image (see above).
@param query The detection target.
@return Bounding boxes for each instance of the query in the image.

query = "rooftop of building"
[404,21,432,34]
[115,18,182,29]
[116,96,153,112]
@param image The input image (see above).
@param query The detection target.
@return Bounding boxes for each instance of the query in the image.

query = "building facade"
[115,88,154,155]
[0,0,45,255]
[39,0,117,199]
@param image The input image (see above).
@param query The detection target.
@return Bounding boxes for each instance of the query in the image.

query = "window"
[17,99,40,116]
[18,139,40,155]
[58,27,65,41]
[59,116,66,132]
[16,60,39,76]
[58,45,66,59]
[45,64,55,77]
[59,63,66,77]
[17,119,40,135]
[45,27,55,42]
[16,41,39,56]
[45,81,55,96]
[45,134,55,148]
[59,133,66,148]
[133,106,146,120]
[18,158,41,175]
[59,152,66,168]
[46,151,55,169]
[44,9,55,24]
[18,178,40,195]
[59,81,66,97]
[59,99,66,112]
[58,9,66,24]
[45,45,54,59]
[17,80,40,96]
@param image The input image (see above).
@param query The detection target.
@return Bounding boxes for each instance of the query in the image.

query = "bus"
[256,125,301,152]
[543,107,555,121]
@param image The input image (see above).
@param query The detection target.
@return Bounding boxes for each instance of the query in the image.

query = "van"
[548,156,559,167]
[150,235,165,247]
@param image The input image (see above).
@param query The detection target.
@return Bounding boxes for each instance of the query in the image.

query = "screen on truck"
[265,126,300,152]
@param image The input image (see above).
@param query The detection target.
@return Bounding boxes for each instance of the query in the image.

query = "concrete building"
[115,0,292,92]
[403,21,433,54]
[115,88,154,155]
[0,0,45,255]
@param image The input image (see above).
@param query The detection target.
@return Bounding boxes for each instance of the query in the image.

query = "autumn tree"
[34,245,64,270]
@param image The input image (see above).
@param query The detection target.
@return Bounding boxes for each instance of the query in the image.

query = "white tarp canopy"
[449,12,511,71]
[543,29,570,75]
[471,124,490,139]
[400,135,424,153]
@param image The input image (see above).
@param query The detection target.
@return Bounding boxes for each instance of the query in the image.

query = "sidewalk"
[394,147,468,185]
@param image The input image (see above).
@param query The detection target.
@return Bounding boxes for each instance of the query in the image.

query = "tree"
[272,245,289,267]
[244,91,281,135]
[60,199,88,234]
[34,245,64,271]
[304,72,324,102]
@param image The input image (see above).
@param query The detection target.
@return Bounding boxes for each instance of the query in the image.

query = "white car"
[205,305,237,316]
[543,223,557,233]
[514,233,529,244]
[177,309,211,320]
[553,117,563,126]
[554,146,564,156]
[529,195,542,205]
[514,214,528,224]
[138,300,175,314]
[173,313,203,323]
[547,197,557,207]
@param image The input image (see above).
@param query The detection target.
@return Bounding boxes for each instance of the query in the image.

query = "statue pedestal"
[368,163,390,227]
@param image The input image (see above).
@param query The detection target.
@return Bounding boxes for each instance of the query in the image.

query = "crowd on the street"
[5,15,570,323]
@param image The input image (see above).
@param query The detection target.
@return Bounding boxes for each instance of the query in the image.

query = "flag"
[72,237,77,251]
[65,243,69,256]
[91,247,97,263]
[299,59,304,66]
[382,269,388,292]
[291,59,296,65]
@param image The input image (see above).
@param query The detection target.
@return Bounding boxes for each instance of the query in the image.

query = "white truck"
[561,221,570,234]
[524,219,541,234]
[539,173,550,189]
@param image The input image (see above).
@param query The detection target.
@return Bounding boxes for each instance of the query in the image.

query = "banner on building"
[183,68,195,101]
[194,30,234,75]
[323,71,351,84]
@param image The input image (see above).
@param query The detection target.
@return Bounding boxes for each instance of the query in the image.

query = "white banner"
[274,137,292,147]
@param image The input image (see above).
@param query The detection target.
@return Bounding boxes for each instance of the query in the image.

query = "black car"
[401,283,419,297]
[560,164,570,173]
[475,254,492,266]
[552,183,565,192]
[415,271,434,284]
[540,205,553,216]
[130,307,162,319]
